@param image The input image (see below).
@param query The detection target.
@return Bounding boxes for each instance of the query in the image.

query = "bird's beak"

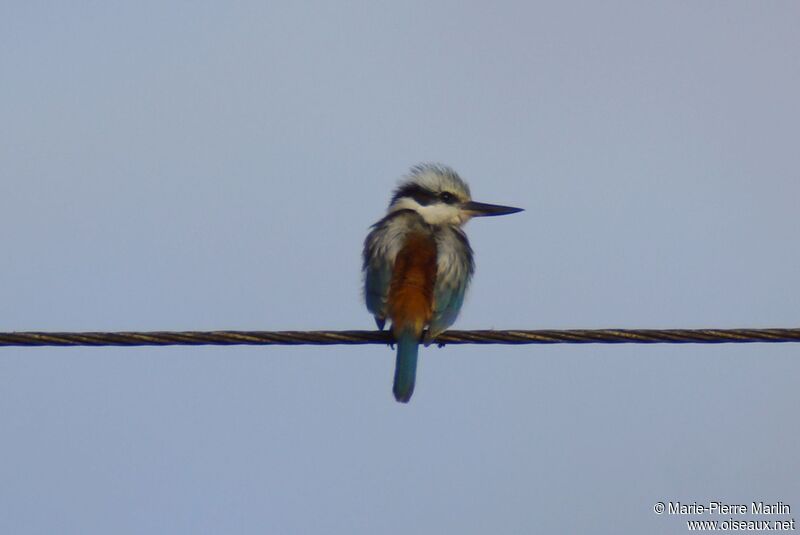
[461,200,524,217]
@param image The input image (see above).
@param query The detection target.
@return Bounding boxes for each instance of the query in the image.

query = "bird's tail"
[393,328,419,403]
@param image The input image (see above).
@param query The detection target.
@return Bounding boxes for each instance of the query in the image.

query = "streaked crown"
[390,164,471,207]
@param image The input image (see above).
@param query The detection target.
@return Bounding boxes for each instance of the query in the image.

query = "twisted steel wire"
[1,328,799,347]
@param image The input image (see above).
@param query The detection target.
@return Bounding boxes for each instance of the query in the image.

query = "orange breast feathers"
[387,232,438,337]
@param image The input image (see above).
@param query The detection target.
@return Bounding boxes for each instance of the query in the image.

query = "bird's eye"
[439,192,457,204]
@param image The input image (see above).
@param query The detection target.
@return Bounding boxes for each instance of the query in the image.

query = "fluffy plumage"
[363,163,519,403]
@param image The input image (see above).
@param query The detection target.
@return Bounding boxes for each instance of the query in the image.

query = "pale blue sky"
[1,2,798,533]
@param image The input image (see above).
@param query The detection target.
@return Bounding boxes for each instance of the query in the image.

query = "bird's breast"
[387,231,438,336]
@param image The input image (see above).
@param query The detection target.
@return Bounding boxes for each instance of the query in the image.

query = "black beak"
[461,201,524,217]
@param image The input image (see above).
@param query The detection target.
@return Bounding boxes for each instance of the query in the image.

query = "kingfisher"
[363,164,523,403]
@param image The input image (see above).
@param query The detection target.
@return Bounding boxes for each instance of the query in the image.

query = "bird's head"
[388,163,523,226]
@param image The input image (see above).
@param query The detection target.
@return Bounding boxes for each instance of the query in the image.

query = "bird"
[363,164,523,403]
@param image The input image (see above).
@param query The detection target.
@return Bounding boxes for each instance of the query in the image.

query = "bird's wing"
[425,228,474,344]
[426,278,468,343]
[363,210,420,330]
[364,258,391,329]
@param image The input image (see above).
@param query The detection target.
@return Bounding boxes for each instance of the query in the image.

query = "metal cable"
[1,328,799,347]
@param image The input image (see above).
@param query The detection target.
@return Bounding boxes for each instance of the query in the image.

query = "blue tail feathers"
[393,329,419,403]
